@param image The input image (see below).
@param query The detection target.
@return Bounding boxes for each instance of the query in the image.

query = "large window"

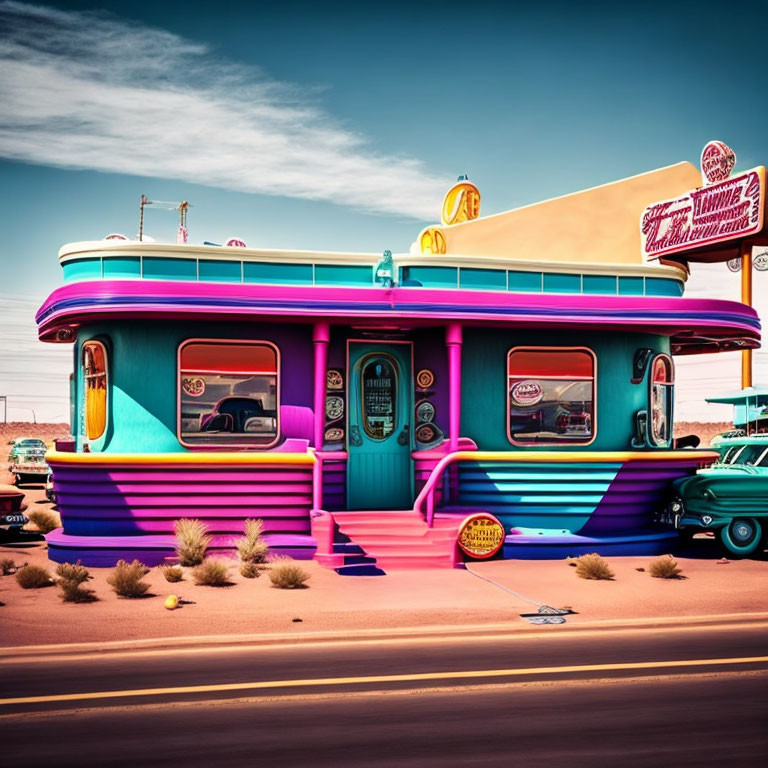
[82,340,108,441]
[507,347,596,445]
[649,354,674,446]
[179,340,279,447]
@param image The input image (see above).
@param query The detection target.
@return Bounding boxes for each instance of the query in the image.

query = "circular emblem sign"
[510,379,544,406]
[700,141,736,184]
[754,251,768,272]
[181,377,206,397]
[726,257,742,273]
[326,369,344,390]
[416,369,435,389]
[457,514,505,559]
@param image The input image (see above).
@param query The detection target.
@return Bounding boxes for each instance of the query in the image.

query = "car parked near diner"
[7,437,50,486]
[659,432,768,557]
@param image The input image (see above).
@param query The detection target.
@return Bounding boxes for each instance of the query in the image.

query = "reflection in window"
[179,341,278,446]
[362,356,397,440]
[507,348,595,445]
[82,341,107,440]
[650,355,674,446]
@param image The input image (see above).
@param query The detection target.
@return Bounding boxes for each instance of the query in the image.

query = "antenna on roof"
[138,195,193,242]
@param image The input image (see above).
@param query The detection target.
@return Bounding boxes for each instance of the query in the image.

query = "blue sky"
[1,0,767,422]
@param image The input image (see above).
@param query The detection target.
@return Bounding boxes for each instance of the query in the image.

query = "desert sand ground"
[3,420,764,649]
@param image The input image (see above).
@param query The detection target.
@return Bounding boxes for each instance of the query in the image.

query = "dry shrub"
[269,558,310,589]
[26,508,61,534]
[1,558,16,575]
[574,553,615,581]
[175,519,211,567]
[161,564,184,583]
[192,559,232,586]
[57,560,97,603]
[60,581,97,603]
[239,561,262,579]
[56,561,91,585]
[107,559,151,597]
[236,519,269,565]
[649,556,683,579]
[15,564,52,589]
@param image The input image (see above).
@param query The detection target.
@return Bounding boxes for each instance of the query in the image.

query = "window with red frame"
[649,355,674,446]
[179,341,278,446]
[507,348,595,445]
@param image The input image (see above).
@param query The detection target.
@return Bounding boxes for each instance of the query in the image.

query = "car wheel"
[718,518,765,558]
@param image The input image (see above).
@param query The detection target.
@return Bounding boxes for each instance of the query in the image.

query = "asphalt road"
[1,620,767,766]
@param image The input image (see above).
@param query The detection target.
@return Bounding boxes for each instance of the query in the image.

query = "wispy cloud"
[0,1,448,219]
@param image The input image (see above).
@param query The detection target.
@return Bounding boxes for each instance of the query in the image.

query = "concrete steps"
[331,509,462,571]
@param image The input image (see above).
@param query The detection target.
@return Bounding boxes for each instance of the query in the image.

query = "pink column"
[312,322,330,509]
[446,323,462,503]
[446,323,463,453]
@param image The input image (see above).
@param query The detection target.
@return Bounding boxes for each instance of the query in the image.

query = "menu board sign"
[641,167,765,260]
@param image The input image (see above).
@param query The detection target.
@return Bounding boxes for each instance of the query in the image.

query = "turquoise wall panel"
[102,257,141,279]
[198,259,241,283]
[243,262,313,284]
[582,275,617,295]
[315,264,373,285]
[618,276,644,295]
[456,461,621,532]
[507,271,542,292]
[460,268,506,290]
[460,327,669,452]
[142,257,197,281]
[63,258,102,282]
[543,273,581,293]
[402,266,458,288]
[646,278,684,297]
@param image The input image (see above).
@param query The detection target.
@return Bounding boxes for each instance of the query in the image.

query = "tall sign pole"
[741,243,753,388]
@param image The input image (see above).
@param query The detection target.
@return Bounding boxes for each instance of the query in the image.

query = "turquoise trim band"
[62,255,685,297]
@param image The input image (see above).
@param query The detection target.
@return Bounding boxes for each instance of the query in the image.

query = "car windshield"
[721,443,768,467]
[16,439,45,447]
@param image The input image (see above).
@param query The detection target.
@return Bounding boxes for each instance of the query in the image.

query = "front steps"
[330,509,462,573]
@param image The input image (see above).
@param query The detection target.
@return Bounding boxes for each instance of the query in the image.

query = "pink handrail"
[414,450,478,527]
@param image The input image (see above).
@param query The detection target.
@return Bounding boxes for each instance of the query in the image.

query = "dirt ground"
[2,520,766,648]
[2,420,762,649]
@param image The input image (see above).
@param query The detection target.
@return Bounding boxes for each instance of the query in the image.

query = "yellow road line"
[3,656,767,706]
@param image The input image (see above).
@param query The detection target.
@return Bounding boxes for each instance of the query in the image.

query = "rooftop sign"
[641,142,765,261]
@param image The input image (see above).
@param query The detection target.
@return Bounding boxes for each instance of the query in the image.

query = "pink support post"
[446,323,463,503]
[312,322,330,509]
[446,323,463,453]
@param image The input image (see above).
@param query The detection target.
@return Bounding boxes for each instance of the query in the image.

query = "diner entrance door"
[346,342,413,510]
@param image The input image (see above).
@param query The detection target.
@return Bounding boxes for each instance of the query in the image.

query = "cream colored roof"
[427,162,701,266]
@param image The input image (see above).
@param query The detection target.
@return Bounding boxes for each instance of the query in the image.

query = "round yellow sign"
[457,514,505,559]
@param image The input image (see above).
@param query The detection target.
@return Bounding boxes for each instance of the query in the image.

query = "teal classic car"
[7,437,49,486]
[660,433,768,557]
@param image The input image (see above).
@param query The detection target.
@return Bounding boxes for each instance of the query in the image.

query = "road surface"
[2,619,767,766]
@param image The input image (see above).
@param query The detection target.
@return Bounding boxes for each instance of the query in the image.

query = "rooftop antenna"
[139,195,192,242]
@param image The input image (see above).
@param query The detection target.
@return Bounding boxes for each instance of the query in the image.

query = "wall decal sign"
[326,369,344,390]
[416,369,435,389]
[457,513,505,559]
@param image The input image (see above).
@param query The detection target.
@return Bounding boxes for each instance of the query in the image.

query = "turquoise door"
[347,343,413,509]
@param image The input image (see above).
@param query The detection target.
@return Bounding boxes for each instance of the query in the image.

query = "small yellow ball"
[164,594,179,610]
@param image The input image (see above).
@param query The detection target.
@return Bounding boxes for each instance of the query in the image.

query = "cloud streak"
[0,2,448,219]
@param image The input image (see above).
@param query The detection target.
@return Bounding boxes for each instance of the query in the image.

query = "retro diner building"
[36,154,765,571]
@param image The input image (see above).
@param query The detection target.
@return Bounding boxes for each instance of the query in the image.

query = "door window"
[361,356,397,440]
